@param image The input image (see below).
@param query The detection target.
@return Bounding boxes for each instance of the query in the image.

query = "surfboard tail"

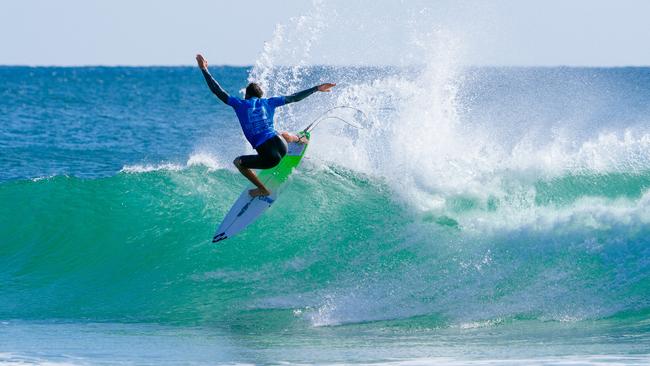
[212,232,228,243]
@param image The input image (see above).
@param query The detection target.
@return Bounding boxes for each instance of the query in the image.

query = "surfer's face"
[245,83,264,99]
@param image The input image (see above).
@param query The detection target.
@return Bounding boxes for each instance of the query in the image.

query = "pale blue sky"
[1,0,650,66]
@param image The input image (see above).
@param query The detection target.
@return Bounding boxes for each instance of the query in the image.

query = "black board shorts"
[238,135,287,170]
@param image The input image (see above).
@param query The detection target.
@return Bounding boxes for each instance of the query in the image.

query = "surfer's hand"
[196,54,208,70]
[317,83,336,92]
[280,131,308,144]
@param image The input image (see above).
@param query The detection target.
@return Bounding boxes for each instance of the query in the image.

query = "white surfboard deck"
[212,190,277,243]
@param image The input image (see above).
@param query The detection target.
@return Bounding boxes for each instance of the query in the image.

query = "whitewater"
[2,2,650,365]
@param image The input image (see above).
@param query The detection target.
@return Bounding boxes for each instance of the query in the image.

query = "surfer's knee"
[269,153,282,167]
[233,157,242,168]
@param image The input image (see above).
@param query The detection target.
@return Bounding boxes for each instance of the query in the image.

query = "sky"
[1,0,650,67]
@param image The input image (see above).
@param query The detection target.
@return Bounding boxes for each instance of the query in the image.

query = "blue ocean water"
[1,63,650,365]
[0,66,249,181]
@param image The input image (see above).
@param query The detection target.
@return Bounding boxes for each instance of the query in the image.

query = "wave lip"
[119,152,230,174]
[119,162,184,173]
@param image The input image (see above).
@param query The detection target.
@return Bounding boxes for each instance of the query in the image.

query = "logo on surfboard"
[236,196,275,218]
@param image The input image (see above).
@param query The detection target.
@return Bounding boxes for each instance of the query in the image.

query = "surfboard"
[212,131,310,243]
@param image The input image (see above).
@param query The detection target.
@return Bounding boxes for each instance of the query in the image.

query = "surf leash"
[302,106,368,133]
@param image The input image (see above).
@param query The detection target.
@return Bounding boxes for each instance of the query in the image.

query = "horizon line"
[2,63,650,69]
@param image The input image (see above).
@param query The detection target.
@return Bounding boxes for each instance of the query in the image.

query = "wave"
[1,164,649,328]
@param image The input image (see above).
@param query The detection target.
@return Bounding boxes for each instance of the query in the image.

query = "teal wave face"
[437,171,650,215]
[1,167,649,327]
[534,172,650,205]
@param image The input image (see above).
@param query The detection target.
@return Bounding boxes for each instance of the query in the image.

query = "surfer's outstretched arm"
[196,54,230,105]
[284,83,336,104]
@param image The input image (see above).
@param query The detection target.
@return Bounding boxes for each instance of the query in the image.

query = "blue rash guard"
[227,96,286,148]
[200,68,319,148]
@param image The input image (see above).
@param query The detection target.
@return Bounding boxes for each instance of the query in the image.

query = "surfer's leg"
[234,157,271,197]
[236,136,287,197]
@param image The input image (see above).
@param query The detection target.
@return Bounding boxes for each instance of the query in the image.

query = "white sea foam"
[119,151,230,174]
[0,352,82,365]
[30,174,59,182]
[459,188,650,234]
[119,162,184,173]
[186,151,227,170]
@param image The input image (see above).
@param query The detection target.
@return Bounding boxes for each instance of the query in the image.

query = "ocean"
[1,63,650,365]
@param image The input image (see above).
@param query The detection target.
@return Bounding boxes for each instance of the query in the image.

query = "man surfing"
[196,54,335,197]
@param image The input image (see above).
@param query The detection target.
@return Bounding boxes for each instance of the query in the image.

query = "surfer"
[196,54,335,197]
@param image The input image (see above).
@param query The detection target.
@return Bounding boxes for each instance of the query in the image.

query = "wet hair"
[245,82,264,99]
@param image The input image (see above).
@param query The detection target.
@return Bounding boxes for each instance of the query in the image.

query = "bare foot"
[249,187,271,197]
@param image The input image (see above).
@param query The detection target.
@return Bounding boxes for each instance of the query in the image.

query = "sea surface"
[1,64,650,365]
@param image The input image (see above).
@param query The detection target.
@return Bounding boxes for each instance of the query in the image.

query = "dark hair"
[245,82,264,99]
